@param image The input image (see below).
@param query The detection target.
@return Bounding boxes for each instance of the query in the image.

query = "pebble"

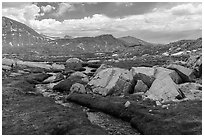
[124,101,131,108]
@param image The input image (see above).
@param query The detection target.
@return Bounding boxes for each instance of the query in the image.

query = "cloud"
[41,5,55,13]
[52,3,75,16]
[170,3,202,15]
[2,2,202,43]
[2,3,41,24]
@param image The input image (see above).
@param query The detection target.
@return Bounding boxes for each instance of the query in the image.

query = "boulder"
[167,64,196,82]
[43,73,64,83]
[145,75,184,102]
[88,68,133,96]
[179,83,202,100]
[25,73,52,84]
[2,58,16,66]
[94,64,112,75]
[154,67,182,84]
[69,72,89,83]
[53,76,87,93]
[52,63,65,70]
[66,58,83,71]
[132,73,155,89]
[70,83,86,94]
[131,67,155,77]
[66,58,83,63]
[17,61,52,70]
[134,80,148,93]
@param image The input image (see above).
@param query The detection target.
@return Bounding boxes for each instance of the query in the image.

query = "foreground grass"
[2,76,107,135]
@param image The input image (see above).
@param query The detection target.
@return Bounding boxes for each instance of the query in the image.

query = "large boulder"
[53,76,87,93]
[88,68,133,96]
[187,54,202,78]
[25,73,52,84]
[69,72,89,83]
[179,83,202,100]
[66,58,83,71]
[145,75,184,102]
[94,64,112,76]
[154,67,182,84]
[167,64,196,82]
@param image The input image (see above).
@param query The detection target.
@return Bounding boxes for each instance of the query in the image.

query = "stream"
[36,84,140,135]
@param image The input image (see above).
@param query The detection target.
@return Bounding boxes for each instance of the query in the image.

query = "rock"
[2,65,11,71]
[69,72,89,83]
[131,67,155,77]
[155,101,162,106]
[187,54,202,78]
[124,101,131,108]
[161,104,170,109]
[53,76,87,93]
[94,64,112,75]
[88,68,133,96]
[132,73,155,88]
[134,80,148,93]
[154,67,182,84]
[43,73,64,83]
[2,58,16,66]
[52,63,65,70]
[66,58,83,71]
[70,83,86,94]
[25,73,52,84]
[145,75,184,102]
[66,58,83,63]
[17,61,52,70]
[87,60,101,63]
[179,83,202,100]
[167,64,196,82]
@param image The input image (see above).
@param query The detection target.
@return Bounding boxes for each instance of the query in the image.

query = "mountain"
[118,36,154,47]
[2,16,48,47]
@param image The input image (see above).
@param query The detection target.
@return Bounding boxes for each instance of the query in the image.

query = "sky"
[2,2,202,44]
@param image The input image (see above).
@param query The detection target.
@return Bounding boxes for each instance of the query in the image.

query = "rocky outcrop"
[88,68,133,96]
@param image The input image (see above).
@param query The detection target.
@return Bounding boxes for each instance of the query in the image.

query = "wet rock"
[70,83,86,94]
[88,68,133,96]
[167,64,196,82]
[145,75,184,102]
[25,73,52,84]
[69,72,89,83]
[134,80,148,93]
[53,76,87,93]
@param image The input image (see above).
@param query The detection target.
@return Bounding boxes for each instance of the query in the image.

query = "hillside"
[118,36,154,47]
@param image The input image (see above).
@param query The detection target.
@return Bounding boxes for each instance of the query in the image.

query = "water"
[35,84,140,135]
